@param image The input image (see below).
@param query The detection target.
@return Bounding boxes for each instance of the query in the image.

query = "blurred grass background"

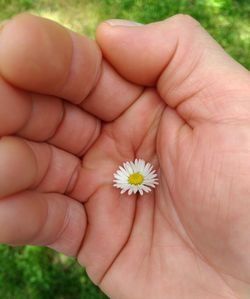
[0,0,249,298]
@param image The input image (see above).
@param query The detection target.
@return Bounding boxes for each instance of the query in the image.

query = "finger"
[18,95,101,156]
[0,191,86,256]
[98,192,155,295]
[0,78,100,155]
[0,14,102,154]
[78,186,136,284]
[0,13,101,104]
[0,136,81,198]
[81,60,143,122]
[96,15,250,126]
[0,14,143,123]
[0,76,31,135]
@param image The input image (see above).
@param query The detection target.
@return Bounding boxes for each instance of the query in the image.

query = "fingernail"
[105,19,143,27]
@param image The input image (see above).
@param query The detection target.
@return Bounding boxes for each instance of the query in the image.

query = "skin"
[0,13,250,299]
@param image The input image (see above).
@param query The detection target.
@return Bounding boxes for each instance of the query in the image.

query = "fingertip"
[0,13,102,103]
[0,191,87,257]
[47,197,87,256]
[95,22,115,51]
[0,13,72,93]
[96,20,175,86]
[96,20,142,38]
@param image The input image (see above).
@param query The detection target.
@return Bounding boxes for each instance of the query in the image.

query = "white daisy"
[113,159,158,196]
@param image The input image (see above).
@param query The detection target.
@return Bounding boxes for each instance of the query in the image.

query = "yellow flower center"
[128,172,144,185]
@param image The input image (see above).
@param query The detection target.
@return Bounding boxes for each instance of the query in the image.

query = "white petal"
[138,159,145,172]
[128,161,135,172]
[124,162,133,175]
[114,173,124,179]
[119,166,128,175]
[117,170,128,178]
[145,170,156,176]
[144,162,151,173]
[143,178,158,183]
[143,164,153,176]
[134,159,139,170]
[137,185,144,196]
[114,177,128,182]
[143,183,157,188]
[141,185,152,193]
[134,185,139,193]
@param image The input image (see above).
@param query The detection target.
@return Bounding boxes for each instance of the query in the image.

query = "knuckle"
[169,14,201,29]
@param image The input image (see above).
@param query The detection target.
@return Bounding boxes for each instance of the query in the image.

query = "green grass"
[0,0,249,298]
[0,246,108,299]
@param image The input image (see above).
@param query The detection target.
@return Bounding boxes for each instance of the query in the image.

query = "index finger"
[0,13,101,104]
[0,14,143,124]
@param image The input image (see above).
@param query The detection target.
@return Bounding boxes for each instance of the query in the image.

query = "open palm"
[1,14,250,299]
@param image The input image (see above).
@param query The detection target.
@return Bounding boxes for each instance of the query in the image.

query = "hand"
[0,14,250,299]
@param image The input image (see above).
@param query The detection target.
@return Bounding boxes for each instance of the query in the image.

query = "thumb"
[96,15,250,125]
